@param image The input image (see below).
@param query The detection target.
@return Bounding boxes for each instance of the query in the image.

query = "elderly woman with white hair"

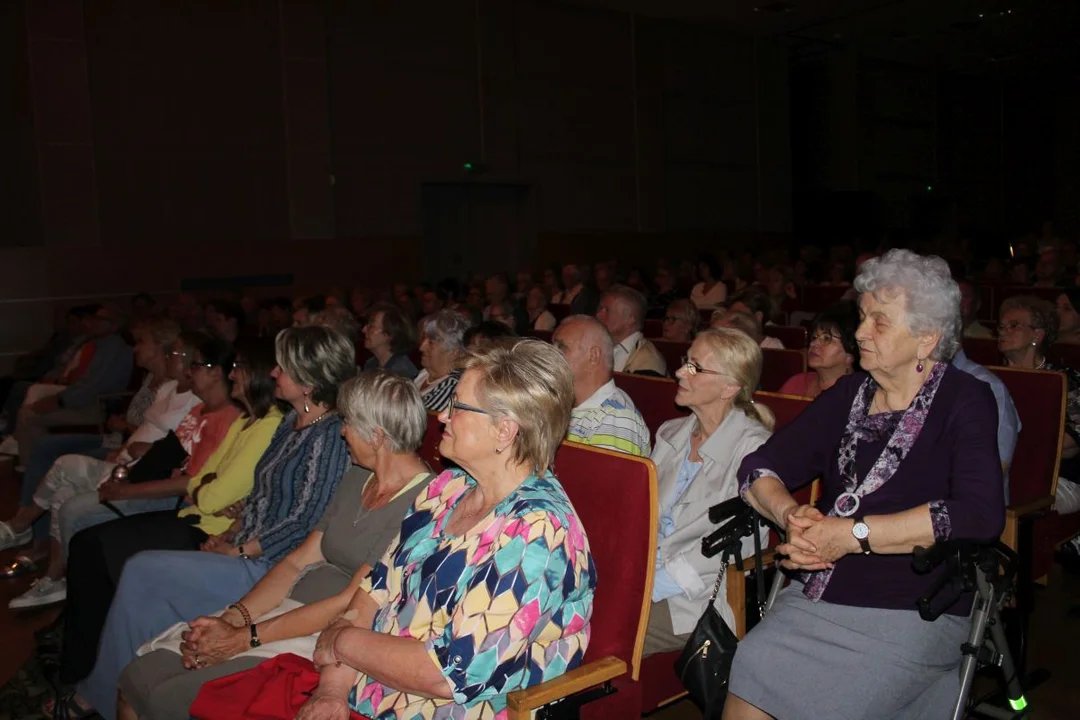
[112,370,435,720]
[726,249,1006,720]
[415,308,471,411]
[186,340,595,720]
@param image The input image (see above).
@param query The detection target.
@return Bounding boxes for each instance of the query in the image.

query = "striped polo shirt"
[567,379,651,457]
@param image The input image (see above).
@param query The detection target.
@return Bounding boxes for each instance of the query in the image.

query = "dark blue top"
[362,352,419,380]
[234,411,350,562]
[739,364,1005,615]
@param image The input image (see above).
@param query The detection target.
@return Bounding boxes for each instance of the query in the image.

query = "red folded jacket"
[190,653,371,720]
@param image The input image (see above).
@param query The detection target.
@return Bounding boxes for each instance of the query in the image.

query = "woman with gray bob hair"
[853,249,962,362]
[338,371,427,454]
[727,248,1004,719]
[414,309,471,411]
[274,325,357,409]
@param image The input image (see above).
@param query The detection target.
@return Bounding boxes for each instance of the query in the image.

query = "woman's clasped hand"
[777,504,860,571]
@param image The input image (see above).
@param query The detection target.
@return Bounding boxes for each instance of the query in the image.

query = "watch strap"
[249,623,261,648]
[852,515,872,554]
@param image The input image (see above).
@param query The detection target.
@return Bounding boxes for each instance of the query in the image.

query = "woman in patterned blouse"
[297,338,596,720]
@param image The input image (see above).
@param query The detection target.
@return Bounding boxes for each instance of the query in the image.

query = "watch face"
[853,522,870,540]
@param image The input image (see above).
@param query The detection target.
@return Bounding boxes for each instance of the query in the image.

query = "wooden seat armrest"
[1001,495,1054,551]
[505,656,626,720]
[1008,496,1054,518]
[727,547,778,573]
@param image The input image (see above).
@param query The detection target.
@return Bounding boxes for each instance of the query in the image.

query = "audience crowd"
[0,230,1077,719]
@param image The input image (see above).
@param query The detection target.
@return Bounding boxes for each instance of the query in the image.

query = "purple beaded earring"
[916,358,924,373]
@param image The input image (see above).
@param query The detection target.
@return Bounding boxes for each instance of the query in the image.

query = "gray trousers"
[119,648,264,720]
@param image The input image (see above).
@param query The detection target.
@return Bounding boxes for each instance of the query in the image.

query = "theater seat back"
[990,366,1065,506]
[760,348,806,392]
[553,442,657,681]
[612,373,687,437]
[420,412,446,473]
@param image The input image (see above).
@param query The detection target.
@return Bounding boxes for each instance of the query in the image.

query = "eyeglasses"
[447,396,490,419]
[190,361,216,370]
[810,333,839,345]
[231,360,247,370]
[169,350,189,359]
[997,321,1035,333]
[663,316,689,324]
[680,356,728,377]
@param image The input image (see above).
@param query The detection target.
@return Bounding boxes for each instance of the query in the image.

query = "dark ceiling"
[568,0,1080,75]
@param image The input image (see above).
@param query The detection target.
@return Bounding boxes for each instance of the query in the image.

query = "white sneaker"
[9,577,67,609]
[0,521,31,551]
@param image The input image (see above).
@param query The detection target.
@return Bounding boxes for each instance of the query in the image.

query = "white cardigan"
[650,410,771,635]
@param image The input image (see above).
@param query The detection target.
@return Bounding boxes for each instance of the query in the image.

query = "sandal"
[1,554,39,578]
[44,693,102,720]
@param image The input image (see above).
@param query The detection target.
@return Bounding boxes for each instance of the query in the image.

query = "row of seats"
[524,330,808,391]
[412,364,1071,717]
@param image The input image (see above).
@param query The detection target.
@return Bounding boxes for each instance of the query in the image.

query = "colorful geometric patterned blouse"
[350,468,596,720]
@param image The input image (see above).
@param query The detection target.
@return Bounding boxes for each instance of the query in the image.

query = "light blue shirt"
[952,349,1021,503]
[653,449,703,602]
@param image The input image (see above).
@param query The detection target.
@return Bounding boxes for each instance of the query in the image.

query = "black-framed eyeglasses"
[190,359,216,369]
[680,356,728,377]
[447,396,490,419]
[231,359,247,371]
[997,321,1035,333]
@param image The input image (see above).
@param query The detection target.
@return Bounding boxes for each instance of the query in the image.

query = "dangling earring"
[916,358,924,373]
[1032,340,1037,347]
[303,393,310,414]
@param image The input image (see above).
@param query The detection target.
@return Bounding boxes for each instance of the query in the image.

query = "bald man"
[552,315,651,456]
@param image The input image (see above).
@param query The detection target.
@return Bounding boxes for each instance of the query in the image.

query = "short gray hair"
[561,314,614,370]
[275,325,357,407]
[420,309,471,353]
[338,370,426,453]
[603,284,647,331]
[463,339,574,474]
[854,248,961,361]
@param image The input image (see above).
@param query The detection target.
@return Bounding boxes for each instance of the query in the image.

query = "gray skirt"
[119,649,265,720]
[728,585,969,720]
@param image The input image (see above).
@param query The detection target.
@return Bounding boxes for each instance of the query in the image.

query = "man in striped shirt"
[552,315,651,456]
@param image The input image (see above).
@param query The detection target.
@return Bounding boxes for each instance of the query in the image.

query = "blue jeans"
[79,550,270,719]
[19,434,108,542]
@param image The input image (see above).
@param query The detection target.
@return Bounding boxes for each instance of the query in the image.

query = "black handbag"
[102,431,189,517]
[674,508,767,718]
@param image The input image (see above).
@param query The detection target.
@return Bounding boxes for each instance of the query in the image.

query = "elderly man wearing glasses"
[643,328,774,656]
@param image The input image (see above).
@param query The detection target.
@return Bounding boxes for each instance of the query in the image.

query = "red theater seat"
[991,366,1068,582]
[764,325,808,349]
[652,340,689,378]
[760,348,806,393]
[611,373,686,437]
[962,337,1001,367]
[507,442,657,719]
[801,285,850,313]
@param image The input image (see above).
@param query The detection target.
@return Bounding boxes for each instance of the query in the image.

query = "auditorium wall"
[1,0,790,366]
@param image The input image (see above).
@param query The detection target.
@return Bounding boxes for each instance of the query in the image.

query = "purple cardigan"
[738,364,1005,616]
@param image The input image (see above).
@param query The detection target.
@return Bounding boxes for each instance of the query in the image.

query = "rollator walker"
[704,499,1039,720]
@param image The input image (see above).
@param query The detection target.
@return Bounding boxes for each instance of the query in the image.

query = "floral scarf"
[804,362,947,601]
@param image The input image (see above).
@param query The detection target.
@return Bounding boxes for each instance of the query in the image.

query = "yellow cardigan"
[177,407,284,536]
